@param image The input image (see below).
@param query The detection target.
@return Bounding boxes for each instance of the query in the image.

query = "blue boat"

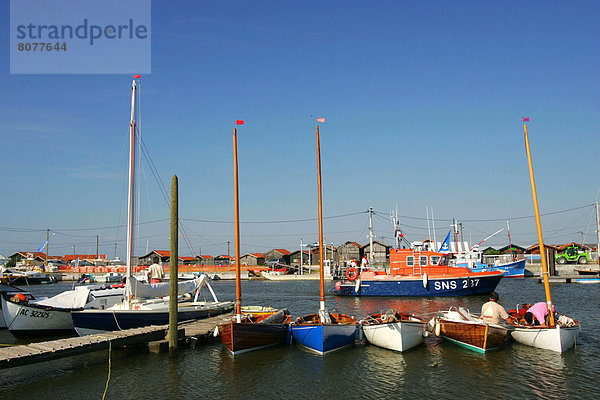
[290,313,358,355]
[291,124,358,354]
[460,258,526,278]
[456,252,526,278]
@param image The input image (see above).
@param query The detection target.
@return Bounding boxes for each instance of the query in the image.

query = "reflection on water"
[0,279,598,399]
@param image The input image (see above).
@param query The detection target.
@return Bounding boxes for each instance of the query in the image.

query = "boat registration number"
[433,279,479,291]
[18,308,50,319]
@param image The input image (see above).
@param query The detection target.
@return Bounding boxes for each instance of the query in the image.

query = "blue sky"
[1,1,599,259]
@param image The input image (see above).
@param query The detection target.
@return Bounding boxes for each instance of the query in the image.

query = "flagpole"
[523,122,555,327]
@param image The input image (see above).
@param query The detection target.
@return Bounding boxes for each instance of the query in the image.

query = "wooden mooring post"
[169,175,179,356]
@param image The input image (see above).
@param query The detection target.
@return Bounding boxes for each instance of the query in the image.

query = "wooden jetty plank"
[0,326,167,370]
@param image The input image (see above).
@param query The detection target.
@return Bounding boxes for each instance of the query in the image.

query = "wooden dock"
[0,314,231,370]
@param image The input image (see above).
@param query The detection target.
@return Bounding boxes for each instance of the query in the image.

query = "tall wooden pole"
[523,123,554,327]
[316,125,326,314]
[169,175,179,354]
[233,129,242,322]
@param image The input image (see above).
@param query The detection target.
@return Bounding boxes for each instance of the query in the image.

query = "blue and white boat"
[290,124,357,354]
[290,312,358,355]
[455,252,526,278]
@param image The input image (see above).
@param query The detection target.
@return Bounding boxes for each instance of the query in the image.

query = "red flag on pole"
[316,117,325,123]
[236,120,244,125]
[522,117,530,122]
[134,74,141,78]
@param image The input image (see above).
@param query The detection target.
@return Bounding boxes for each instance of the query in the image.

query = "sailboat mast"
[233,128,242,322]
[126,80,137,277]
[523,123,554,327]
[316,125,325,313]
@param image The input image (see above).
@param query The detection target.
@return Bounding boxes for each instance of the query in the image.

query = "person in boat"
[148,262,165,283]
[361,255,369,272]
[523,302,557,326]
[481,292,512,325]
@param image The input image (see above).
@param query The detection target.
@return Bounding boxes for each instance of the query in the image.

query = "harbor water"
[1,278,598,399]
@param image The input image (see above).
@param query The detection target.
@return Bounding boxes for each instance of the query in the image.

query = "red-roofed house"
[65,254,107,263]
[288,250,309,266]
[239,253,265,266]
[264,249,291,264]
[196,255,214,266]
[9,251,48,266]
[337,241,361,263]
[214,255,234,266]
[138,250,197,265]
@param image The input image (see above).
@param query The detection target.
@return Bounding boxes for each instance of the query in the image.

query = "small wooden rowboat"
[436,307,510,353]
[361,310,428,352]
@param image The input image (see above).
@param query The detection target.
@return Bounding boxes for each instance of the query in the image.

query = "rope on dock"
[101,338,112,400]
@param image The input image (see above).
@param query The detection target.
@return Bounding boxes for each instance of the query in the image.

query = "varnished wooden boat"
[361,310,428,352]
[218,309,292,355]
[437,307,509,353]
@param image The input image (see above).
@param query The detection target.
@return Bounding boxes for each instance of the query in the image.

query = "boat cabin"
[388,248,449,276]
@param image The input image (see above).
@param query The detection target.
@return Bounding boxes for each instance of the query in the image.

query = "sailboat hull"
[1,297,75,338]
[362,320,427,352]
[72,302,234,336]
[218,321,290,355]
[511,325,581,353]
[291,313,357,355]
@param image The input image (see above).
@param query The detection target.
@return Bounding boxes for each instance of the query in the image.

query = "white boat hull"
[511,325,581,353]
[362,321,427,352]
[1,297,75,337]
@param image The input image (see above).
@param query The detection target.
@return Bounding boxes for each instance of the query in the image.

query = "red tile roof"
[274,249,291,255]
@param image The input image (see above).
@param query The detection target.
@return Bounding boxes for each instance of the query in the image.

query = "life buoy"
[346,267,359,281]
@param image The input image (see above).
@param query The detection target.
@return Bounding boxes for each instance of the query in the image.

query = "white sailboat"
[71,78,233,336]
[508,121,581,353]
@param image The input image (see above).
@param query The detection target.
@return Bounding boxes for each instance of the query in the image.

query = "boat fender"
[427,317,436,332]
[334,281,342,291]
[422,273,428,288]
[435,319,441,337]
[213,326,220,337]
[354,278,361,293]
[346,268,359,281]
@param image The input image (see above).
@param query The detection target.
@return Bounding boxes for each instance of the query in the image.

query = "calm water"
[1,278,598,399]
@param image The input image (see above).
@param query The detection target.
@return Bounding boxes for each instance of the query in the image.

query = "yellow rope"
[101,339,112,400]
